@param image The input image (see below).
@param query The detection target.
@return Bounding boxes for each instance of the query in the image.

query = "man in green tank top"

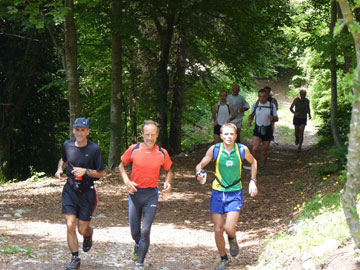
[195,123,258,270]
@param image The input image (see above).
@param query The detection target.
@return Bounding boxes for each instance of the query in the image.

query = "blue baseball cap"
[73,117,90,128]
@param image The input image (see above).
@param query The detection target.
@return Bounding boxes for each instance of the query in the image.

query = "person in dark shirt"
[55,117,106,270]
[290,90,312,151]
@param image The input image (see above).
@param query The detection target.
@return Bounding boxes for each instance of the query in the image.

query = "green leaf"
[349,21,360,34]
[334,19,345,36]
[7,6,18,15]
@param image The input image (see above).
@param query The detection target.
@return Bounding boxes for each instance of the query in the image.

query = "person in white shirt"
[248,89,278,175]
[226,84,250,142]
[212,90,236,143]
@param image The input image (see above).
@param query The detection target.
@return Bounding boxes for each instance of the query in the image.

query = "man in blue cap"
[55,118,106,270]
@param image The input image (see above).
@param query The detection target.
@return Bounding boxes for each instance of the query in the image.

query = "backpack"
[212,142,245,188]
[131,143,165,161]
[216,102,230,117]
[213,142,245,161]
[251,100,274,117]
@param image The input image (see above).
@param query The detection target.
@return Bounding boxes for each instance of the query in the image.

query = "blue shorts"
[210,189,244,214]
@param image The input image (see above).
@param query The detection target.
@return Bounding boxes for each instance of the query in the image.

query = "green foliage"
[314,146,347,176]
[2,245,21,255]
[248,190,349,270]
[299,192,341,220]
[28,166,46,182]
[1,244,35,257]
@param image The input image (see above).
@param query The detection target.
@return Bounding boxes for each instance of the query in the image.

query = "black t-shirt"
[61,139,105,186]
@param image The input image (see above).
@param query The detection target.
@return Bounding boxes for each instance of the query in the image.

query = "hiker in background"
[119,120,173,270]
[195,123,258,270]
[290,89,311,152]
[213,90,236,143]
[248,89,278,176]
[226,84,250,142]
[55,117,106,270]
[263,86,279,138]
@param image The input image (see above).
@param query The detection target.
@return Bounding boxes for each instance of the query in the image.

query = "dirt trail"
[0,78,355,270]
[0,145,320,270]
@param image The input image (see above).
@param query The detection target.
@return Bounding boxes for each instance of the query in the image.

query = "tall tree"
[330,0,342,147]
[169,22,187,154]
[108,0,124,169]
[337,0,360,249]
[64,0,81,133]
[149,1,177,149]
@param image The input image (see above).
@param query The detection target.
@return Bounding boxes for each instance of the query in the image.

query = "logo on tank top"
[226,160,233,167]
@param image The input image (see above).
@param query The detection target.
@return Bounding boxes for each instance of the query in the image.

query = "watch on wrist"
[85,168,90,175]
[250,178,256,182]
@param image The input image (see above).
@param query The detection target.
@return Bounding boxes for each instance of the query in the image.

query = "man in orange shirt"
[119,120,173,270]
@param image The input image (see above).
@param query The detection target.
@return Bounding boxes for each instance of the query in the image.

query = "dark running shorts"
[293,117,307,126]
[62,181,97,221]
[210,189,244,214]
[214,124,222,135]
[253,124,273,141]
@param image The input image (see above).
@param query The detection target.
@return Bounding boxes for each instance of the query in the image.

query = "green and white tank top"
[212,143,242,192]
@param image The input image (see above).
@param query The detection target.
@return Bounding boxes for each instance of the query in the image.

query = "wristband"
[250,178,257,182]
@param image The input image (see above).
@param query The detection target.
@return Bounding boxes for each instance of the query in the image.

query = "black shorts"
[214,124,222,135]
[293,117,307,126]
[61,182,97,221]
[253,124,273,141]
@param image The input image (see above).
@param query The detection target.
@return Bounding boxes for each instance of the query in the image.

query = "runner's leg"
[129,194,142,245]
[137,189,158,264]
[298,124,306,150]
[261,140,271,168]
[224,212,240,239]
[295,125,300,144]
[214,134,221,143]
[64,214,78,252]
[236,128,241,143]
[212,213,226,256]
[252,136,262,163]
[78,220,92,238]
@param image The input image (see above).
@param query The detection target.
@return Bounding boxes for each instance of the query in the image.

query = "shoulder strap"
[252,101,274,116]
[216,103,231,116]
[158,145,165,161]
[131,143,141,158]
[251,101,259,115]
[213,143,221,161]
[236,143,245,160]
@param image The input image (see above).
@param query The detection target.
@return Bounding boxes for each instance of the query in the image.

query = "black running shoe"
[65,256,80,270]
[83,232,93,252]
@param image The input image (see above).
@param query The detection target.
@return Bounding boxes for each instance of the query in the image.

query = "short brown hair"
[142,120,160,132]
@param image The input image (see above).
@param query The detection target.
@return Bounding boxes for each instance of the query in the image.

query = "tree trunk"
[169,25,186,155]
[152,10,176,150]
[338,0,360,248]
[108,0,123,169]
[129,48,138,145]
[330,1,342,147]
[337,3,352,73]
[0,106,15,181]
[64,0,81,135]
